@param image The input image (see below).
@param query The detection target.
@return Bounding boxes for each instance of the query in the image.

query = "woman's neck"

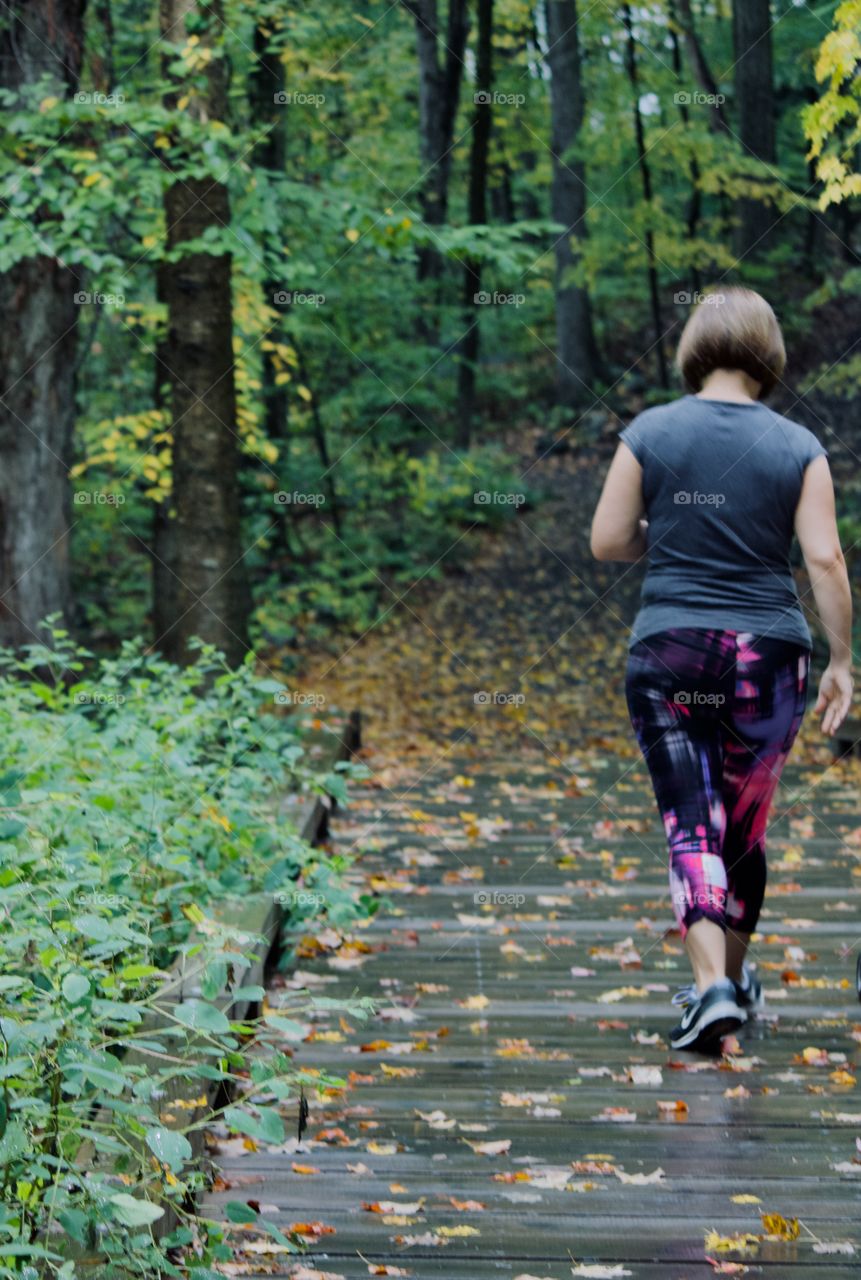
[695,369,761,403]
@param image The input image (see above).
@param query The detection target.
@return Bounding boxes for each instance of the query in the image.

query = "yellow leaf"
[761,1212,799,1241]
[296,385,312,402]
[704,1229,760,1254]
[82,172,103,187]
[203,806,232,832]
[40,96,59,112]
[345,227,360,243]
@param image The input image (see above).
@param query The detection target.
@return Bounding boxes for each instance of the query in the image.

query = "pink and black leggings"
[625,627,809,939]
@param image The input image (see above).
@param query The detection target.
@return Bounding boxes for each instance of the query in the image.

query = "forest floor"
[202,424,861,1277]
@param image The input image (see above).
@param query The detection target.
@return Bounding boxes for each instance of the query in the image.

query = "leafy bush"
[251,443,541,649]
[0,627,375,1277]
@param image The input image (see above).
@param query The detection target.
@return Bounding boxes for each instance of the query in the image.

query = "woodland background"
[1,1,860,673]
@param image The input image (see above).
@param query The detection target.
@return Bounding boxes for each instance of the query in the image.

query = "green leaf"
[145,1125,193,1172]
[263,1012,307,1040]
[174,999,231,1034]
[222,1104,285,1145]
[109,1192,165,1227]
[225,1200,258,1223]
[62,973,90,1003]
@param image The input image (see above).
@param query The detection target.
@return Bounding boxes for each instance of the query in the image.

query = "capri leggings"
[625,627,809,939]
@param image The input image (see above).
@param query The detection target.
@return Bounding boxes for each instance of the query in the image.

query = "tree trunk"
[250,20,289,451]
[152,269,177,643]
[402,0,469,291]
[676,0,729,134]
[622,5,668,389]
[157,0,251,667]
[545,0,601,408]
[456,0,493,448]
[732,0,776,260]
[0,2,86,650]
[668,1,702,291]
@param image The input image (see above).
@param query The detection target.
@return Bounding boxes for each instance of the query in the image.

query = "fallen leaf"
[760,1212,799,1241]
[463,1138,511,1156]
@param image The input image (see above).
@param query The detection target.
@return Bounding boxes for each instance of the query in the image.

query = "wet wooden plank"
[201,757,861,1274]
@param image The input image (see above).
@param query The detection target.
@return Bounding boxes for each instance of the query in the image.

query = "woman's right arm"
[794,454,853,734]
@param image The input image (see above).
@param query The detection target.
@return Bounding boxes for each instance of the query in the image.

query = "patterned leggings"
[625,628,809,939]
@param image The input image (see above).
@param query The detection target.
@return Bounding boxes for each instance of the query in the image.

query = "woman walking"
[590,286,853,1053]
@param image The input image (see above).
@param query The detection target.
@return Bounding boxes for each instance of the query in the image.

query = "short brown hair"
[676,286,786,398]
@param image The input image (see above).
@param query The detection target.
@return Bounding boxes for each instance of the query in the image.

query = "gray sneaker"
[670,977,747,1052]
[672,962,764,1017]
[733,962,764,1014]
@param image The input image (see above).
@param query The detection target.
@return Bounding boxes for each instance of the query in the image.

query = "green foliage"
[250,445,541,648]
[0,625,374,1275]
[802,0,861,208]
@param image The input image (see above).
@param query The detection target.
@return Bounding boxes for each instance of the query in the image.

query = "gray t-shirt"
[618,394,828,650]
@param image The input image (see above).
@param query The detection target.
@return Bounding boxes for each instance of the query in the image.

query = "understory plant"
[0,626,376,1277]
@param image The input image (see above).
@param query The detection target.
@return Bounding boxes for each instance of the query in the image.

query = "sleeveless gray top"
[618,395,828,650]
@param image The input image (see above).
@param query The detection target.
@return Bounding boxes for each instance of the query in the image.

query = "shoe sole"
[671,1000,747,1051]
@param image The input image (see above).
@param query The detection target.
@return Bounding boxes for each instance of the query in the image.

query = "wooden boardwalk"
[203,749,861,1278]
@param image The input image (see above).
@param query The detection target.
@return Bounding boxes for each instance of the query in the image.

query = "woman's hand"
[814,662,854,736]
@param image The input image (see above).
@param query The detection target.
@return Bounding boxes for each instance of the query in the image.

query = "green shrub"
[0,627,375,1277]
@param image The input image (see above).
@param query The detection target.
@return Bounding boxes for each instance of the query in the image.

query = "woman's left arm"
[590,441,647,562]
